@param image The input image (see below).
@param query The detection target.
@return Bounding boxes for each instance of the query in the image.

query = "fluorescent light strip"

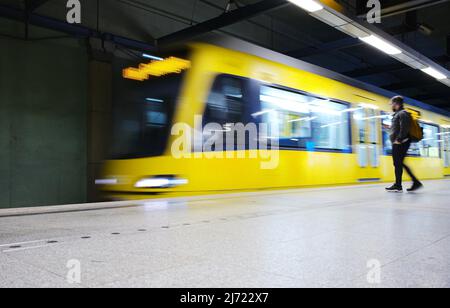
[359,35,402,55]
[421,67,447,80]
[288,0,323,13]
[146,98,164,103]
[311,9,347,27]
[142,53,164,61]
[336,23,369,38]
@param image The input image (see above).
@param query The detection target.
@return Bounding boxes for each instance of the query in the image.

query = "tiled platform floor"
[1,180,450,288]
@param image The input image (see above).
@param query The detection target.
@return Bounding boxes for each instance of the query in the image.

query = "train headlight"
[134,176,188,189]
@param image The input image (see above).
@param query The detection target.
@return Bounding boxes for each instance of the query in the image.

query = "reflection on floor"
[1,180,450,288]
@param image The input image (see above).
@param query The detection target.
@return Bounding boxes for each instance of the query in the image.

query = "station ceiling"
[1,0,449,111]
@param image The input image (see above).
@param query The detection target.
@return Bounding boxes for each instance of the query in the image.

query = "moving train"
[98,35,450,200]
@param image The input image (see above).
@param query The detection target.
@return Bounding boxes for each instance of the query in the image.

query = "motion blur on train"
[96,36,450,200]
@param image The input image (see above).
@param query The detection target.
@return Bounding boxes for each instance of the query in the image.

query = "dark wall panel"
[0,37,88,208]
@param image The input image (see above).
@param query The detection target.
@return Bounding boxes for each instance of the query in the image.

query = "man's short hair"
[391,96,404,106]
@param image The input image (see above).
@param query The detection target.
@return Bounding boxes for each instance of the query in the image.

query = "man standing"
[386,96,423,193]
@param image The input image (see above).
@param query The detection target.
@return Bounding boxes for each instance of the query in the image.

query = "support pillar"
[87,56,112,202]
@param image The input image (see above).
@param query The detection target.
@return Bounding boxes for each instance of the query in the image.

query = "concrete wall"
[0,36,88,208]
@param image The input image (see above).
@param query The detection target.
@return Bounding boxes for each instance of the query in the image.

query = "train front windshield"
[110,74,184,159]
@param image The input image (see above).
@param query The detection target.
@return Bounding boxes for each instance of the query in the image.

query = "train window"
[110,74,182,159]
[354,108,367,144]
[257,86,351,152]
[203,76,245,126]
[382,114,421,156]
[419,123,440,158]
[367,108,379,144]
[202,75,252,151]
[382,116,441,158]
[443,127,450,168]
[381,113,393,155]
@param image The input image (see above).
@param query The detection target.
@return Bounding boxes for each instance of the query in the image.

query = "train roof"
[193,34,450,119]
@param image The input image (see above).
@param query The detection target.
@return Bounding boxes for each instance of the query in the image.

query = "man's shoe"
[407,182,423,192]
[386,184,403,193]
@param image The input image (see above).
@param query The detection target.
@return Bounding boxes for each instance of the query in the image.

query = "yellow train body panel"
[101,42,449,199]
[444,167,450,177]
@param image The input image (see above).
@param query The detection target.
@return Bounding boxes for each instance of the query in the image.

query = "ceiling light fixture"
[142,53,163,61]
[288,0,323,13]
[421,67,447,80]
[359,35,402,55]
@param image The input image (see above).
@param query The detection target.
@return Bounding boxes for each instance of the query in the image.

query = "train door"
[354,106,382,181]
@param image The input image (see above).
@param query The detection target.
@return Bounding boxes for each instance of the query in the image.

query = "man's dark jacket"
[390,109,412,143]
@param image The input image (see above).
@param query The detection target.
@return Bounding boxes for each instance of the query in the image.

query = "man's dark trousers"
[392,141,419,187]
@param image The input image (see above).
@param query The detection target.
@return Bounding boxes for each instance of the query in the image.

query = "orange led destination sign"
[123,57,191,81]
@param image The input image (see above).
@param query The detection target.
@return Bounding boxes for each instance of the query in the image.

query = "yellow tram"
[98,36,450,200]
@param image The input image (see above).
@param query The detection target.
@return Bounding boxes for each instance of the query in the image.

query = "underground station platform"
[1,0,450,293]
[1,180,450,288]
